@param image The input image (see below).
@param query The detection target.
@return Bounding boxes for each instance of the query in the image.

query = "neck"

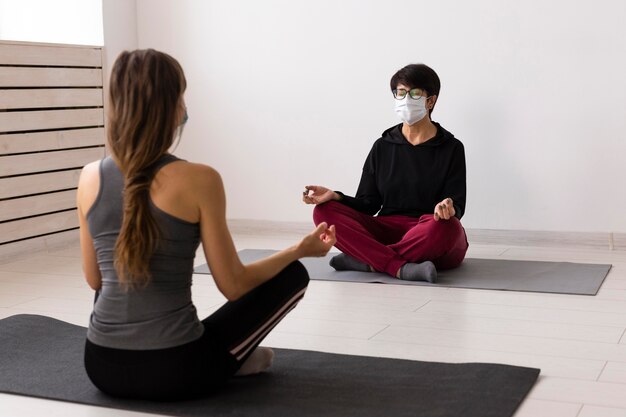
[402,117,437,145]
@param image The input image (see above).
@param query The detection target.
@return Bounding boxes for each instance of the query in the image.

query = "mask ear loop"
[170,123,184,153]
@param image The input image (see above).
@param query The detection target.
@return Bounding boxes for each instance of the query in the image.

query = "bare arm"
[76,161,102,290]
[198,166,335,301]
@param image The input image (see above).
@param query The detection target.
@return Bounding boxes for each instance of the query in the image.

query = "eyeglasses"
[392,88,426,100]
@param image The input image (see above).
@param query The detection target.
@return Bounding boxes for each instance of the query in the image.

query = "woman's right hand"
[302,185,339,205]
[296,222,336,258]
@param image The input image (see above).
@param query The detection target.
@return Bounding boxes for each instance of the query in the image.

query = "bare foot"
[235,347,274,376]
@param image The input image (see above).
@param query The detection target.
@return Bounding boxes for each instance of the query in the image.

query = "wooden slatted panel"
[1,147,105,176]
[0,108,103,132]
[0,169,82,199]
[0,128,105,154]
[0,88,103,109]
[0,229,79,264]
[1,190,76,222]
[0,43,101,66]
[0,41,104,259]
[0,67,102,87]
[0,210,78,244]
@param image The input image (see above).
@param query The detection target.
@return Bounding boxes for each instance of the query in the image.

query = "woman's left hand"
[296,222,337,258]
[434,198,455,221]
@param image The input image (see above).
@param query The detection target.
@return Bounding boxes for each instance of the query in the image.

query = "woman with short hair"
[303,63,467,283]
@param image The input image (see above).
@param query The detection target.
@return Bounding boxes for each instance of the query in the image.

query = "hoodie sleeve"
[442,141,466,219]
[334,146,382,216]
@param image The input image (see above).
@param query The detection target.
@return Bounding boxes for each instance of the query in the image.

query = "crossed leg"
[313,201,468,279]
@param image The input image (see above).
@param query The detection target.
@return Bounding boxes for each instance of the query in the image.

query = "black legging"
[84,261,309,401]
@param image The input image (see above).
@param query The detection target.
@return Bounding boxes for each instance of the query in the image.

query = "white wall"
[132,0,626,233]
[102,0,138,99]
[0,0,103,45]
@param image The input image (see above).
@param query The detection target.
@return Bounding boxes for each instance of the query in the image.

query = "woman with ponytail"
[76,49,335,400]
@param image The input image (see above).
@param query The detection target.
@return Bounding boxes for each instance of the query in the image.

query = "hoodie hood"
[380,122,454,147]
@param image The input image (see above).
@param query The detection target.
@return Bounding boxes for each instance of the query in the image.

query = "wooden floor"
[1,230,626,417]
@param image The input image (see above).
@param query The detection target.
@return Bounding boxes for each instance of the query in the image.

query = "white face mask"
[171,109,188,152]
[395,96,428,125]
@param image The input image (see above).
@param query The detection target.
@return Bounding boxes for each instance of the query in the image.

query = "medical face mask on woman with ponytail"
[171,108,189,152]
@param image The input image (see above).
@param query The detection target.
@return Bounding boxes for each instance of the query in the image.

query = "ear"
[427,95,437,109]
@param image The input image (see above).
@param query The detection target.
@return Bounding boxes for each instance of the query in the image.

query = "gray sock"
[399,261,437,283]
[329,253,371,272]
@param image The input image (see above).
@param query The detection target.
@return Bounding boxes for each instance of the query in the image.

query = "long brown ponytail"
[107,49,186,289]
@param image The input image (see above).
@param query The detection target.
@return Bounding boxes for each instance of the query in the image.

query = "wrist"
[290,243,305,259]
[332,191,342,201]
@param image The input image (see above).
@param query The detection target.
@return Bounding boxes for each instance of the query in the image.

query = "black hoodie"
[336,122,466,219]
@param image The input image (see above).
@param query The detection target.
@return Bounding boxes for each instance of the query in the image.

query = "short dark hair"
[390,64,441,114]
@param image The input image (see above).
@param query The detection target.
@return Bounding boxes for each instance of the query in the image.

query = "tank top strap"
[87,154,183,221]
[152,153,182,173]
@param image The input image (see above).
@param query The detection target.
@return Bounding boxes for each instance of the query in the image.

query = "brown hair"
[107,49,186,289]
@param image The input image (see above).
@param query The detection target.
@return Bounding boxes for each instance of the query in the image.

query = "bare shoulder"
[189,161,220,179]
[159,160,224,201]
[79,160,100,182]
[77,160,102,214]
[78,160,101,192]
[171,161,222,187]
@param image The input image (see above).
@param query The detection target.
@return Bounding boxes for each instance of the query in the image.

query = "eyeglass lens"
[393,88,424,100]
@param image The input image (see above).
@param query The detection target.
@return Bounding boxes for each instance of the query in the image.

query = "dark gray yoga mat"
[194,249,611,295]
[0,314,539,417]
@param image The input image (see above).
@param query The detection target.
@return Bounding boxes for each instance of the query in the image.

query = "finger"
[435,204,444,219]
[324,225,337,244]
[444,199,455,218]
[440,204,450,220]
[434,204,442,221]
[313,222,328,235]
[444,198,456,219]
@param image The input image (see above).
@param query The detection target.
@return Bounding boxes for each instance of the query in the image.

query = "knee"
[282,260,310,291]
[429,217,464,248]
[312,200,342,225]
[436,216,462,232]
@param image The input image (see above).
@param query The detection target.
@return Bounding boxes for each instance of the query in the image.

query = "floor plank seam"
[596,361,609,382]
[412,299,432,312]
[367,324,391,340]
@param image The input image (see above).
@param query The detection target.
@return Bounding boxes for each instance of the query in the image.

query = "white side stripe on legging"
[234,303,299,361]
[230,287,307,361]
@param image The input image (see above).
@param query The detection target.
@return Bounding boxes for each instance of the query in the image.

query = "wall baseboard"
[464,228,616,250]
[1,220,623,265]
[228,219,625,252]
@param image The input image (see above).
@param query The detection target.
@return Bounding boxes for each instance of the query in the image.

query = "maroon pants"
[313,201,468,277]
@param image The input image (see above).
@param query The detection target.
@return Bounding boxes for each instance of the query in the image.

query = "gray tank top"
[86,155,204,350]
